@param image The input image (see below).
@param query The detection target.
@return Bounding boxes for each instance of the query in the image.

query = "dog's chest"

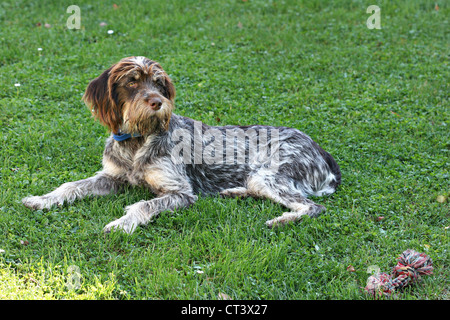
[103,135,170,187]
[102,137,144,182]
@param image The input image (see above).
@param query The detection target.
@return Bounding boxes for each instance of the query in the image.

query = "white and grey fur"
[22,56,341,233]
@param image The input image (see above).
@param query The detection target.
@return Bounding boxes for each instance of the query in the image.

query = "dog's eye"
[155,78,165,87]
[127,82,138,88]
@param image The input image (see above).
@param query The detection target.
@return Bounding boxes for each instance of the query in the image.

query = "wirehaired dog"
[22,56,341,233]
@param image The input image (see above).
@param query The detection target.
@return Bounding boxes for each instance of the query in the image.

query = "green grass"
[0,0,448,300]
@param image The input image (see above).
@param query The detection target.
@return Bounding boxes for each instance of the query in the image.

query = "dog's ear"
[82,66,122,134]
[162,73,176,102]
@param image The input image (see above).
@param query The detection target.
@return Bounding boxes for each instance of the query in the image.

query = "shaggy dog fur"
[22,56,341,233]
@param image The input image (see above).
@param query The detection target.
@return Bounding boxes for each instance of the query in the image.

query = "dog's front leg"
[103,193,197,234]
[22,172,123,210]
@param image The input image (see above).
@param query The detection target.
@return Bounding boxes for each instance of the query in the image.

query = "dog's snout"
[147,96,162,111]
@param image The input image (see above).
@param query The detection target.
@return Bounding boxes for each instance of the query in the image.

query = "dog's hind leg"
[219,187,249,198]
[264,200,326,228]
[245,172,326,228]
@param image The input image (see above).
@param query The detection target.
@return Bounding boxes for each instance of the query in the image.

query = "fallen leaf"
[436,195,447,203]
[377,216,384,221]
[347,265,355,272]
[367,265,380,274]
[25,277,40,286]
[218,292,232,300]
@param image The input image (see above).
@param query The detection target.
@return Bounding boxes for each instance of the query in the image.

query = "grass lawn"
[0,0,448,300]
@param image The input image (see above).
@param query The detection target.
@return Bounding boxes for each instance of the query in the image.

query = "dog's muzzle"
[146,96,163,111]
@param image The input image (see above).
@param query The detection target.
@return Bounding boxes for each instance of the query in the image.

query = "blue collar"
[112,131,141,141]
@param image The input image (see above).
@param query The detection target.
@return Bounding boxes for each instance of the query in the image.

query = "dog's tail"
[321,148,341,191]
[309,148,341,197]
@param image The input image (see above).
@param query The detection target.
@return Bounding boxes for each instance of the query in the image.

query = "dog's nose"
[148,97,162,111]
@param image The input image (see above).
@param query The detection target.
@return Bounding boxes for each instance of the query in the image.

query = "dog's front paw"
[22,196,57,210]
[103,215,138,234]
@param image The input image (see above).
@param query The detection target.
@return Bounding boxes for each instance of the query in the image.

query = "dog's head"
[83,56,175,135]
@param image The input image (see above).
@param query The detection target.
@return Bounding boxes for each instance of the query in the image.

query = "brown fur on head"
[82,56,176,135]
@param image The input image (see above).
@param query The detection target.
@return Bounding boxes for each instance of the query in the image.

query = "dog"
[22,56,341,234]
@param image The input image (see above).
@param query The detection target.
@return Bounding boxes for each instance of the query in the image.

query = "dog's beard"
[122,100,173,135]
